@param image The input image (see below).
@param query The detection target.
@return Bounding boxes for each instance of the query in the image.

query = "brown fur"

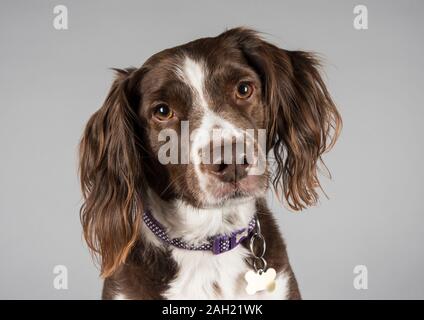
[79,27,341,296]
[101,199,300,300]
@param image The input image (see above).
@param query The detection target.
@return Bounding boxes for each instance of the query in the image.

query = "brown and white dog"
[79,28,341,300]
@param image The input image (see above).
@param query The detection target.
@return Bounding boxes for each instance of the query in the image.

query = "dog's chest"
[163,245,289,300]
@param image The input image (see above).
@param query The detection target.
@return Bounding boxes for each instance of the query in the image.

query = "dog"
[79,27,341,300]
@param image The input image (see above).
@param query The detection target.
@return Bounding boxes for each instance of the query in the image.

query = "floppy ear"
[227,28,342,210]
[79,68,145,277]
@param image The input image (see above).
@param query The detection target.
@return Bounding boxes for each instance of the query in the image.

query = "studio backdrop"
[0,0,423,299]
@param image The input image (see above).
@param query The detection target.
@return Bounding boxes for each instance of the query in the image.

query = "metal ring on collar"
[249,233,266,258]
[253,257,268,272]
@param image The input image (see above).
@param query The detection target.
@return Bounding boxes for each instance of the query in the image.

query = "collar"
[142,209,257,255]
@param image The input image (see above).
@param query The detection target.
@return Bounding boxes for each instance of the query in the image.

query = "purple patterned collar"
[143,209,257,255]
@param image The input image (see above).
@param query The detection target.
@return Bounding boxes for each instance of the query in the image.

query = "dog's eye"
[153,104,174,121]
[235,82,254,99]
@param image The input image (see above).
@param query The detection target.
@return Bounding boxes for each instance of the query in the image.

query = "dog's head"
[79,28,341,276]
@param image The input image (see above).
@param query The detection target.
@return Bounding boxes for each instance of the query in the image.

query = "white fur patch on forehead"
[175,56,208,108]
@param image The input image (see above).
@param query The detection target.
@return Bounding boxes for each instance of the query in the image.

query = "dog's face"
[139,37,269,207]
[79,28,341,276]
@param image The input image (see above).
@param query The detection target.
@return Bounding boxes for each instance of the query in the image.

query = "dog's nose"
[201,143,249,183]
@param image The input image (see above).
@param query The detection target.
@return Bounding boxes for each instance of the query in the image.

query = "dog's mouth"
[203,172,267,205]
[189,140,268,206]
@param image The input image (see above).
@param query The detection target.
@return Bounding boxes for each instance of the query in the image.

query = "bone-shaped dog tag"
[245,268,277,295]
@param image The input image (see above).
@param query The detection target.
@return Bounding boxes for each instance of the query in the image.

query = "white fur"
[177,56,250,203]
[145,190,256,244]
[139,192,290,300]
[177,57,208,108]
[164,245,289,300]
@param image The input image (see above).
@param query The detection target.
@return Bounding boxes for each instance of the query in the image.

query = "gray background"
[1,0,423,299]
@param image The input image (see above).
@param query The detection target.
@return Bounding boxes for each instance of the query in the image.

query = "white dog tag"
[245,268,277,295]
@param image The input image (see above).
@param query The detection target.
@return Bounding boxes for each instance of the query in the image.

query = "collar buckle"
[212,228,250,255]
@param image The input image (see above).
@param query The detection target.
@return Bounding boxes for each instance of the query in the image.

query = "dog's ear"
[79,68,145,277]
[226,28,342,210]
